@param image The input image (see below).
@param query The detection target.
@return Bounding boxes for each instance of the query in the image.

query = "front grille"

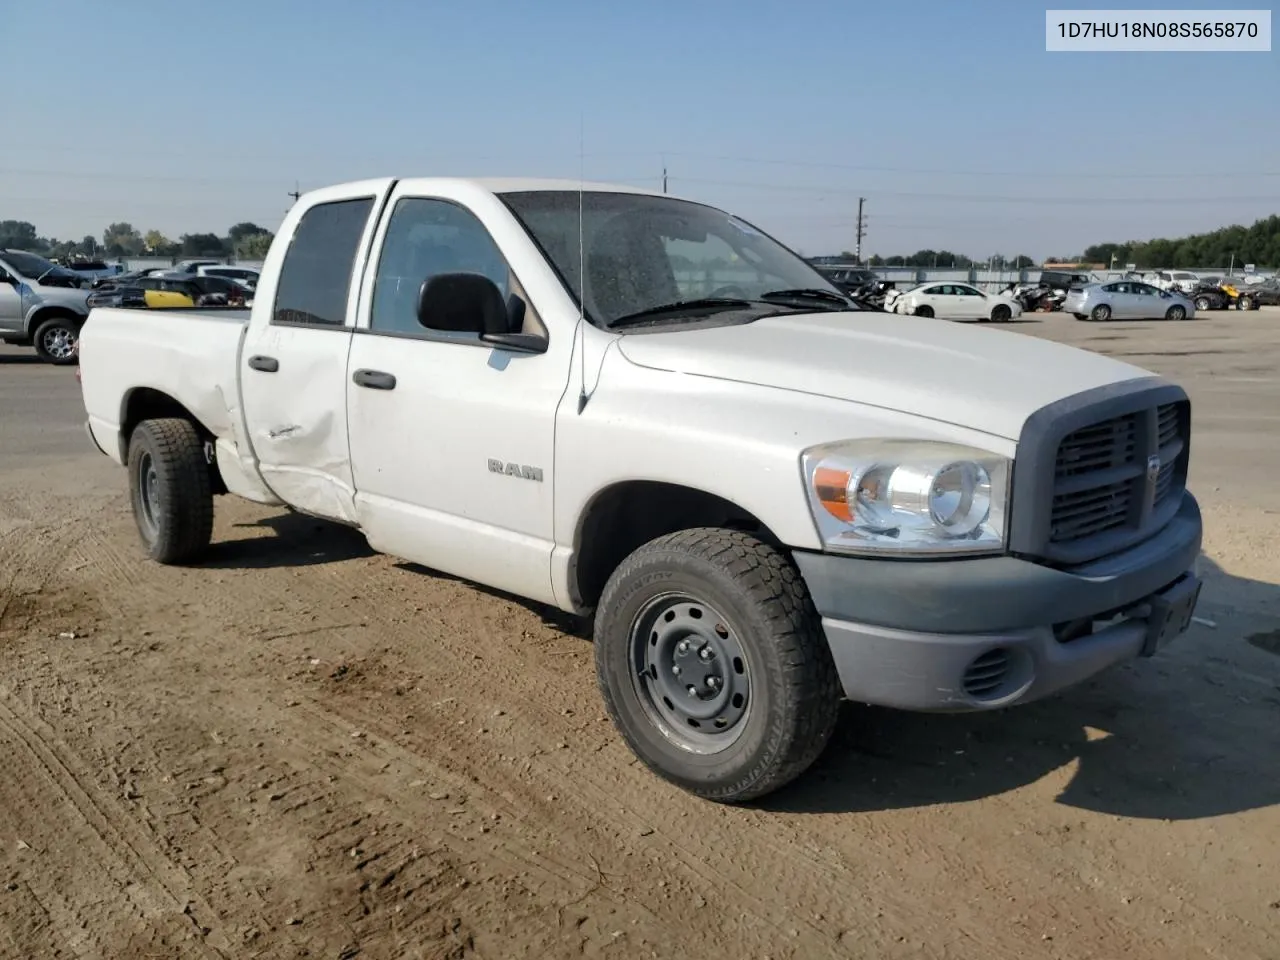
[1044,400,1188,562]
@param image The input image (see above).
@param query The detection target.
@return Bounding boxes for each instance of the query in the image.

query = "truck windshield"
[499,191,849,329]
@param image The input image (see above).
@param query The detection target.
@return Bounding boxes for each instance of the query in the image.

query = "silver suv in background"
[0,249,92,364]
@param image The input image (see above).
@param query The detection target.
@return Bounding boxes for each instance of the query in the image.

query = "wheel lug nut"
[677,641,690,654]
[672,665,682,676]
[686,685,698,697]
[699,647,713,661]
[707,676,721,690]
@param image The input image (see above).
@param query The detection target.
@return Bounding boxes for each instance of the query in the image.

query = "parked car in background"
[0,249,92,363]
[1064,281,1196,321]
[195,264,260,289]
[1149,270,1201,295]
[1037,269,1093,291]
[887,281,1023,322]
[816,266,879,295]
[171,259,223,274]
[1235,281,1280,311]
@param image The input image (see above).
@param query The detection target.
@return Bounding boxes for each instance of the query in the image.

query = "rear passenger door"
[238,179,396,523]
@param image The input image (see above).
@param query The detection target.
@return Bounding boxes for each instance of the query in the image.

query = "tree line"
[0,219,275,261]
[845,213,1280,270]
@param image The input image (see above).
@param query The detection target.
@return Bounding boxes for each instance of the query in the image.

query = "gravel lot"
[2,309,1278,960]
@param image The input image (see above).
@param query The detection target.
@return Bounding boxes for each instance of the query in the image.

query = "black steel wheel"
[127,418,214,564]
[594,528,841,804]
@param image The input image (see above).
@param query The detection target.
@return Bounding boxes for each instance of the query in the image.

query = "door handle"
[352,368,396,390]
[248,354,278,373]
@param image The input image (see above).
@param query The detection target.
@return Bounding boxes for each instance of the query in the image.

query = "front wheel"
[127,418,214,564]
[32,316,81,365]
[594,528,841,804]
[990,304,1012,323]
[1238,296,1254,311]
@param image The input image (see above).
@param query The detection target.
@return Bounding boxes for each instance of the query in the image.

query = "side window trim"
[270,195,377,330]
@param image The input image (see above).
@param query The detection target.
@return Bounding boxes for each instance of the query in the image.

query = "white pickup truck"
[77,177,1204,803]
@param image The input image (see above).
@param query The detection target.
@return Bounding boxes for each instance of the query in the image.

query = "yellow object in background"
[143,289,195,308]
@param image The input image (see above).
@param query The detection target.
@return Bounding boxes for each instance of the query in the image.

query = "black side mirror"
[0,270,13,285]
[416,272,547,354]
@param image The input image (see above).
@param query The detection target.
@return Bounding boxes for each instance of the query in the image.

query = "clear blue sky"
[5,0,1277,259]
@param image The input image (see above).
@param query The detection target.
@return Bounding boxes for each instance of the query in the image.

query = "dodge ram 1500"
[77,177,1203,802]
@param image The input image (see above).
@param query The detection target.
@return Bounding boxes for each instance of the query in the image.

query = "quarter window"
[272,197,374,327]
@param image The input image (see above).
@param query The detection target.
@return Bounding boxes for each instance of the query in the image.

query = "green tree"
[237,232,274,259]
[102,222,145,257]
[179,233,227,257]
[0,220,41,250]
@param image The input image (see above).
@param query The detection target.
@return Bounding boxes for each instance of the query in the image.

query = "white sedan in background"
[887,282,1023,322]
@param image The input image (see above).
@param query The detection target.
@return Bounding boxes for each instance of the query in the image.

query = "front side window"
[500,190,849,329]
[273,197,374,326]
[370,197,512,336]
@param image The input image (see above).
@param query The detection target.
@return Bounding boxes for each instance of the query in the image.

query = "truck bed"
[79,306,251,466]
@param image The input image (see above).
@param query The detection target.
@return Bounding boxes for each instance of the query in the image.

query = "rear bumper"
[794,494,1203,712]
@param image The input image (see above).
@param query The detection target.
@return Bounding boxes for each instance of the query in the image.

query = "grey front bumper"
[793,494,1203,712]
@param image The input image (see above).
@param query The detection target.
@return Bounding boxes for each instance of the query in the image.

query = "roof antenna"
[575,112,589,414]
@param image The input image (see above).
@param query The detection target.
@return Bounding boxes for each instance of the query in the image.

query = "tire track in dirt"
[4,490,1279,959]
[0,690,231,959]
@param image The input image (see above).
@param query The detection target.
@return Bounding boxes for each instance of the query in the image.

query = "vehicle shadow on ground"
[0,354,42,365]
[763,555,1280,821]
[391,560,591,638]
[200,511,375,569]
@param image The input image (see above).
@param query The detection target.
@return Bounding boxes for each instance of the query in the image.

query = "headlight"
[800,439,1010,556]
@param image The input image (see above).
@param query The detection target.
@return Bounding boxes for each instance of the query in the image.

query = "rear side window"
[273,197,374,326]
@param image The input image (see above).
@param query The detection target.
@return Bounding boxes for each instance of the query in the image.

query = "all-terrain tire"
[127,418,214,564]
[594,528,841,804]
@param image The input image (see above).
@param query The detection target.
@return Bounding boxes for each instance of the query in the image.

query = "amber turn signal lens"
[813,466,852,521]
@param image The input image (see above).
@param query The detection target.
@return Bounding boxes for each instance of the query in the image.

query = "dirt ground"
[1,308,1278,960]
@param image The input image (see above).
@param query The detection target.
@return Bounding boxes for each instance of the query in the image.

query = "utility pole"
[287,181,301,204]
[854,197,866,263]
[662,166,668,194]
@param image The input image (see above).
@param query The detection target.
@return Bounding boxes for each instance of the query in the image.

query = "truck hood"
[614,311,1153,441]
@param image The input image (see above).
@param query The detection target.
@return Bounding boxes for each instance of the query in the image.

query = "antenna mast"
[855,197,866,263]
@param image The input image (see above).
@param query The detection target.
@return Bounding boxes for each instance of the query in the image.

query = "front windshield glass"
[499,191,850,328]
[1,249,64,279]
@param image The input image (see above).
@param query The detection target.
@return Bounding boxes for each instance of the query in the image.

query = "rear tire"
[32,316,81,365]
[913,305,934,318]
[1073,313,1088,321]
[1195,297,1211,311]
[126,418,214,564]
[1090,304,1112,322]
[1165,305,1187,321]
[1238,296,1255,311]
[594,528,841,804]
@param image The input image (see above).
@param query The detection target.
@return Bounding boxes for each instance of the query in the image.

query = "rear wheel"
[1195,296,1211,311]
[594,528,841,804]
[1165,305,1187,322]
[32,316,81,365]
[1073,313,1088,321]
[1090,304,1112,322]
[127,418,214,564]
[913,304,934,318]
[1238,296,1255,311]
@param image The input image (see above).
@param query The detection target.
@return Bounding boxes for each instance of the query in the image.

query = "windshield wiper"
[758,288,853,309]
[609,297,755,327]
